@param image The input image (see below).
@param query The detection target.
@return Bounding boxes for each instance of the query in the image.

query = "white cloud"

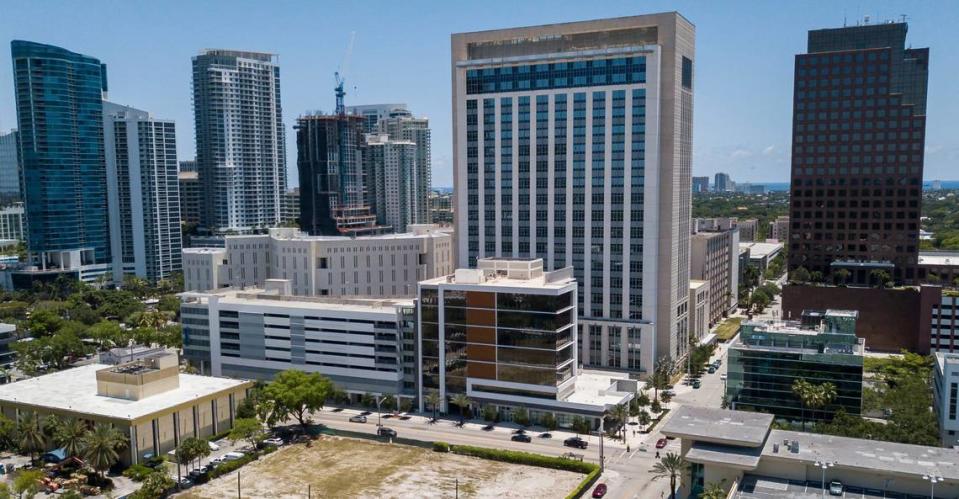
[762,145,776,156]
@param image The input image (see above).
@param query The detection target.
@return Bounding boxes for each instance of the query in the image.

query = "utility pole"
[237,470,241,499]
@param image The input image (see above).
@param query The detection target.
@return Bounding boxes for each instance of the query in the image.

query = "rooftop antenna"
[334,31,356,115]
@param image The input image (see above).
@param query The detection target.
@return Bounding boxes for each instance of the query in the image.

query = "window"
[682,57,693,89]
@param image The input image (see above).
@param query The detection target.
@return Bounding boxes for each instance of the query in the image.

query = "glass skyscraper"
[11,41,111,279]
[452,14,695,374]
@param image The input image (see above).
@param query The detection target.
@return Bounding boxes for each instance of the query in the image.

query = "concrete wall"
[782,284,939,354]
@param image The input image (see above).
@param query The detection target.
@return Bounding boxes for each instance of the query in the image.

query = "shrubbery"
[564,467,602,499]
[209,454,257,479]
[432,441,450,453]
[447,444,598,474]
[122,464,153,481]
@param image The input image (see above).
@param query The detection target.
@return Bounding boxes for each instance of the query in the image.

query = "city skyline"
[1,1,957,188]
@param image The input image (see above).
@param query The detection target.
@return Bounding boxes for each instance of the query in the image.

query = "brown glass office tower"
[788,22,928,285]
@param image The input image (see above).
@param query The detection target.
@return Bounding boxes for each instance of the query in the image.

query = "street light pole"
[922,474,942,499]
[814,460,834,499]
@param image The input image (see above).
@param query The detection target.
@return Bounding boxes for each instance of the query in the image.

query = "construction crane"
[334,31,356,115]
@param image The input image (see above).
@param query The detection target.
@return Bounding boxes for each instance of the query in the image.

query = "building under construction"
[296,111,384,236]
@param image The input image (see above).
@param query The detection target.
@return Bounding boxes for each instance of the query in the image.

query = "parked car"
[720,373,727,381]
[262,437,284,447]
[176,477,193,489]
[707,366,716,374]
[188,469,207,480]
[208,441,220,451]
[655,438,668,449]
[349,415,368,423]
[592,483,608,498]
[511,433,532,443]
[564,436,588,449]
[693,379,702,389]
[222,452,246,462]
[209,456,226,466]
[377,427,397,438]
[829,481,844,496]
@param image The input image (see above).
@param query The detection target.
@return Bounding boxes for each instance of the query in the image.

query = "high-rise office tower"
[178,161,201,226]
[11,41,112,281]
[377,110,432,224]
[788,22,928,285]
[192,50,286,234]
[691,176,709,193]
[713,172,731,192]
[0,131,20,201]
[365,134,417,232]
[452,13,696,373]
[296,112,378,236]
[103,102,182,282]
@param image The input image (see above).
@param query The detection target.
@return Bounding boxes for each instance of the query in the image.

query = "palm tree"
[425,390,441,422]
[810,382,837,422]
[42,414,63,438]
[610,404,629,441]
[55,419,87,459]
[450,393,471,426]
[791,379,814,431]
[700,480,728,499]
[637,410,651,432]
[16,412,45,462]
[834,269,851,286]
[81,424,127,480]
[651,452,690,499]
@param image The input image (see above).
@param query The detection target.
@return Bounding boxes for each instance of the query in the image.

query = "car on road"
[511,433,532,443]
[708,366,716,374]
[262,437,284,447]
[592,483,607,498]
[829,481,843,496]
[482,423,495,431]
[349,415,368,423]
[655,438,668,449]
[564,436,588,449]
[693,379,702,389]
[377,427,397,438]
[539,432,552,439]
[175,477,193,489]
[720,373,727,381]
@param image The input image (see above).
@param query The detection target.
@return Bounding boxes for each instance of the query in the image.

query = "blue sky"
[1,0,957,187]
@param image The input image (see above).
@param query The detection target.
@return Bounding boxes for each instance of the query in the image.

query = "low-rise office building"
[740,241,784,276]
[0,353,251,466]
[180,281,417,400]
[727,310,864,422]
[934,352,959,448]
[691,226,740,326]
[418,258,635,429]
[768,215,789,242]
[932,291,959,353]
[0,323,15,368]
[662,406,959,499]
[689,280,710,343]
[183,225,453,298]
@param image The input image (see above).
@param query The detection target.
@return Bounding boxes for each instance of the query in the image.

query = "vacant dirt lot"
[176,436,583,499]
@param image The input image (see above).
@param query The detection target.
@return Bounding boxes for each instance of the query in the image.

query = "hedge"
[209,453,256,479]
[447,444,598,475]
[564,467,602,499]
[432,441,450,453]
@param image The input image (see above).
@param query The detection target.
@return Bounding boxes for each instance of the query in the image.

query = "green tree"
[54,418,87,459]
[609,404,629,441]
[263,370,333,431]
[25,309,62,337]
[481,404,497,422]
[229,418,266,451]
[12,469,43,499]
[700,480,728,499]
[810,270,824,283]
[512,407,530,427]
[0,414,16,451]
[450,393,471,425]
[790,266,811,284]
[15,412,45,462]
[129,471,175,499]
[81,424,127,480]
[41,414,63,438]
[179,436,210,470]
[870,269,892,289]
[833,268,851,286]
[651,399,662,414]
[651,452,690,499]
[540,413,558,431]
[425,390,441,422]
[86,320,124,350]
[570,416,590,435]
[811,382,837,421]
[636,390,651,407]
[123,275,152,300]
[652,356,674,401]
[637,410,651,432]
[792,379,814,431]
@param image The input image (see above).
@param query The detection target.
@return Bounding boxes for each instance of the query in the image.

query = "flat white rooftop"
[183,288,413,315]
[740,241,784,259]
[919,252,959,267]
[0,364,249,422]
[563,370,634,407]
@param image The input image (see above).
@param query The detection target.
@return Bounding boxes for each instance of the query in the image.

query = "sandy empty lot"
[175,436,583,499]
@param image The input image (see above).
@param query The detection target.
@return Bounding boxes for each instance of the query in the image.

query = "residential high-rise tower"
[452,13,695,374]
[192,50,286,234]
[11,41,111,281]
[103,102,182,282]
[0,131,19,201]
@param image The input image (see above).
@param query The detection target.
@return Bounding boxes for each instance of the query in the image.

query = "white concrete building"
[935,351,959,447]
[452,13,695,375]
[689,279,710,342]
[180,284,417,398]
[364,134,418,232]
[932,293,959,353]
[183,225,453,298]
[103,102,183,282]
[691,227,740,326]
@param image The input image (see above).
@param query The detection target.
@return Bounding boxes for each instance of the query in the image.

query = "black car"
[377,427,397,438]
[482,423,495,431]
[511,433,532,443]
[564,436,588,449]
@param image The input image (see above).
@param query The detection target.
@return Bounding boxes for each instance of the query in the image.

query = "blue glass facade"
[11,41,111,265]
[466,57,647,94]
